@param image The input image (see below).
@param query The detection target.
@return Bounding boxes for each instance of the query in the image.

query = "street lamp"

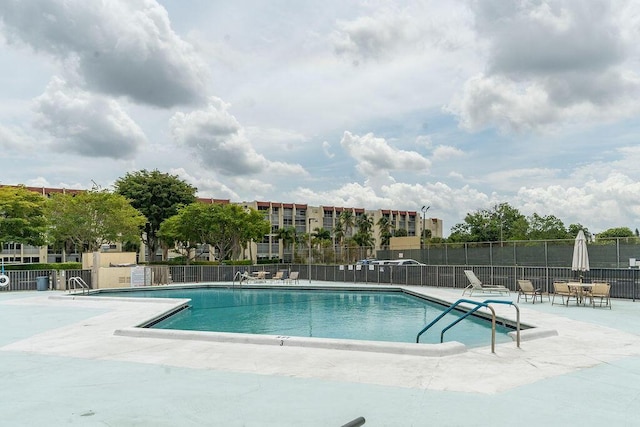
[308,217,317,283]
[421,205,430,248]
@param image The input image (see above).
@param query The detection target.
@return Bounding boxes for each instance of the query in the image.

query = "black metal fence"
[165,263,640,301]
[3,264,638,301]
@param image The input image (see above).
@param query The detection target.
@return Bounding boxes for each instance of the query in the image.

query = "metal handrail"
[416,298,520,353]
[68,276,90,295]
[341,416,366,427]
[482,299,520,348]
[439,303,496,352]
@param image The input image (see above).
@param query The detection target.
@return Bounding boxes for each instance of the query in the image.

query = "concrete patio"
[2,285,640,426]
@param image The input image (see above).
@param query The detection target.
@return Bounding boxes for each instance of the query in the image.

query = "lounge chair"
[286,271,299,284]
[587,282,611,309]
[551,281,578,306]
[272,271,284,281]
[517,279,548,303]
[254,271,268,282]
[462,270,510,296]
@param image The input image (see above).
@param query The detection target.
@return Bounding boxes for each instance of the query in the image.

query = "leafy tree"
[354,213,375,251]
[160,203,269,262]
[527,213,568,240]
[239,208,272,260]
[597,227,634,239]
[0,185,48,248]
[46,190,146,252]
[115,170,197,261]
[158,208,200,263]
[567,223,590,240]
[448,203,527,242]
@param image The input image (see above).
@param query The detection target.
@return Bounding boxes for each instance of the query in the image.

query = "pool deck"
[2,283,640,426]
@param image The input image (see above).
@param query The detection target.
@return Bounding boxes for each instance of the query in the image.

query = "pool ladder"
[68,277,91,295]
[416,299,520,353]
[231,271,244,288]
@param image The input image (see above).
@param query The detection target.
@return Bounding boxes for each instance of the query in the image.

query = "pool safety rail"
[68,276,90,295]
[416,299,520,353]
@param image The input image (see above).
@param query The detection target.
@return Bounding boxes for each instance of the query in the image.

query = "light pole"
[308,217,317,283]
[421,205,430,248]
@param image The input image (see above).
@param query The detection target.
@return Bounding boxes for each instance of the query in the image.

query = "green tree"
[114,170,197,261]
[339,211,355,237]
[354,213,375,255]
[448,203,527,242]
[46,190,146,252]
[0,186,48,249]
[567,223,591,240]
[157,207,200,263]
[239,208,272,261]
[161,203,269,262]
[376,216,393,249]
[312,227,331,244]
[527,213,569,240]
[276,226,298,262]
[597,227,634,239]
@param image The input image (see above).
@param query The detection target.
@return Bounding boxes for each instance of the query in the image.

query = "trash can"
[36,276,48,291]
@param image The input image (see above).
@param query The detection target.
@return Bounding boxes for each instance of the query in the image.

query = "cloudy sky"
[2,0,640,236]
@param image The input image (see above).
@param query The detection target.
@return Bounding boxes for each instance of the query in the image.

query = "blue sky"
[1,0,640,236]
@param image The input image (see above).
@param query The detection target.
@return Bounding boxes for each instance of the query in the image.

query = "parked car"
[386,259,425,266]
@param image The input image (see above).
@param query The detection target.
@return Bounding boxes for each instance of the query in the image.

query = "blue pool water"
[107,287,513,347]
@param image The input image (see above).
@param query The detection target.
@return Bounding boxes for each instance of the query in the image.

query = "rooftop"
[2,285,639,426]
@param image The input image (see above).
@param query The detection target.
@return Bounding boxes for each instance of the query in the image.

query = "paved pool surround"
[2,283,640,426]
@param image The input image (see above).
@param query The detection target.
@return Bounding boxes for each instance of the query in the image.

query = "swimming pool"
[101,286,513,348]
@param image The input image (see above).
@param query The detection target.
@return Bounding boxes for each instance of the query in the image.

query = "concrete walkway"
[2,285,640,426]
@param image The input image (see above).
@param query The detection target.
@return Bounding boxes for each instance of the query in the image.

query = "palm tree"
[276,226,297,262]
[339,211,355,237]
[377,216,393,249]
[355,213,375,258]
[312,227,331,247]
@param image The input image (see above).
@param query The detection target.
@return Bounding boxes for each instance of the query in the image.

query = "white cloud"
[340,131,431,179]
[32,77,147,159]
[449,0,640,132]
[432,145,463,161]
[0,124,39,151]
[170,97,307,177]
[0,0,208,107]
[322,141,335,159]
[331,2,472,63]
[170,168,239,201]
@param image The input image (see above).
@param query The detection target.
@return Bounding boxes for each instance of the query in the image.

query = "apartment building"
[240,201,443,263]
[1,185,443,264]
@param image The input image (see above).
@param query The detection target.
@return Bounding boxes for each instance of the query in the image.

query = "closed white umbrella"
[571,230,590,281]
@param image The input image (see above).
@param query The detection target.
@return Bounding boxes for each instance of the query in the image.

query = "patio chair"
[462,270,510,296]
[587,282,611,309]
[517,279,547,303]
[286,271,299,284]
[551,281,579,306]
[272,271,284,281]
[255,271,268,282]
